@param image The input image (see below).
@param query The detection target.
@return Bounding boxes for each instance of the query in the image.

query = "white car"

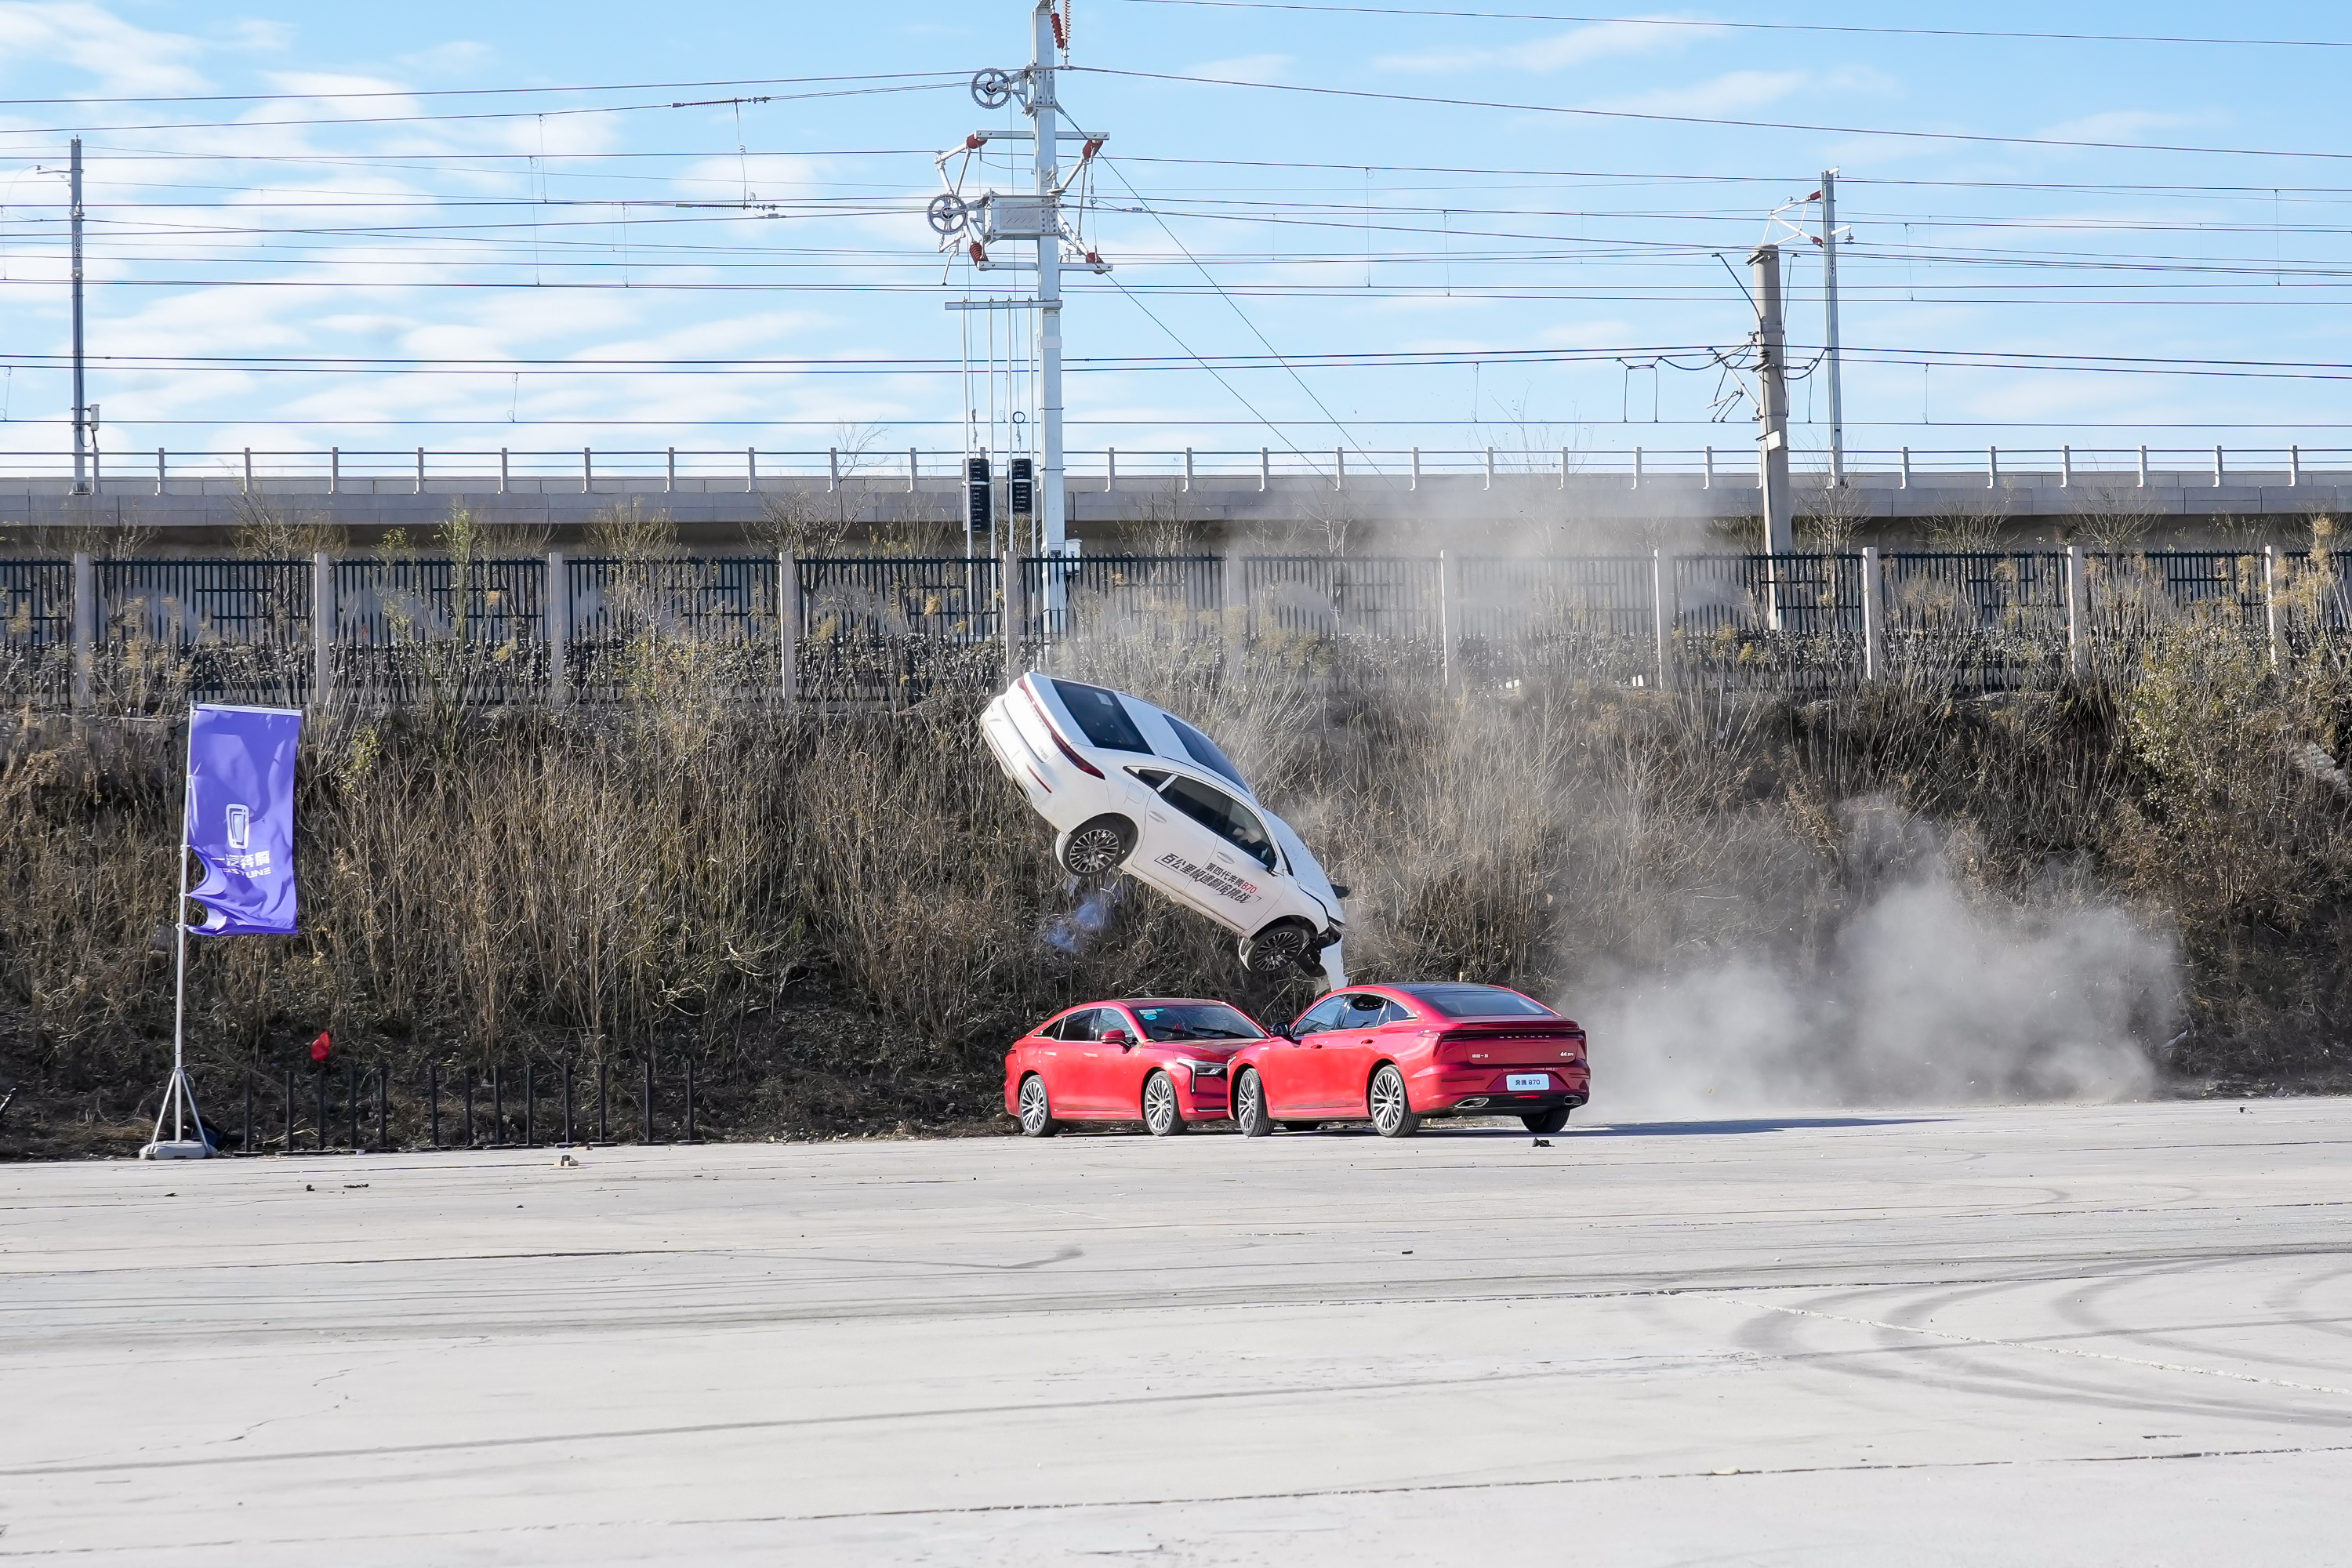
[982,672,1349,985]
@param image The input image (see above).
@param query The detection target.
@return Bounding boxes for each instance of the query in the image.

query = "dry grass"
[5,599,2352,1156]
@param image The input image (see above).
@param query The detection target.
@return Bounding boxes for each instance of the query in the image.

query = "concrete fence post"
[2060,445,2072,488]
[1558,445,1569,489]
[1334,448,1345,491]
[1183,448,1194,492]
[2213,445,2225,488]
[1652,548,1676,691]
[328,447,339,495]
[1987,445,1999,490]
[71,550,94,709]
[1703,446,1714,489]
[242,448,253,494]
[1436,547,1456,694]
[415,448,425,495]
[1001,532,1024,677]
[546,549,569,704]
[1260,448,1270,491]
[499,448,510,495]
[747,447,757,493]
[667,447,677,493]
[1218,552,1243,670]
[2263,543,2283,669]
[907,448,918,492]
[582,448,592,495]
[310,550,334,706]
[1632,447,1644,491]
[155,448,165,496]
[1106,448,1117,493]
[2065,543,2088,677]
[2290,445,2302,488]
[1899,446,1911,489]
[1410,447,1420,491]
[2137,445,2149,488]
[1860,545,1884,683]
[779,551,800,699]
[1484,447,1495,491]
[829,447,840,492]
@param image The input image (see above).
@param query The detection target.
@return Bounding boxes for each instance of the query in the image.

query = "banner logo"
[226,804,250,851]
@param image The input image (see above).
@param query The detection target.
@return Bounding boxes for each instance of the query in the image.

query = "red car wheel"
[1232,1069,1272,1138]
[1017,1073,1060,1138]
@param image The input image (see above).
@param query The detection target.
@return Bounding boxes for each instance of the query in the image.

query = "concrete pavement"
[4,1100,2350,1564]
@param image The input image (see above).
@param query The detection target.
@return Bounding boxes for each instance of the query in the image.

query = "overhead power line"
[1112,0,2352,49]
[1080,66,2352,162]
[0,71,967,108]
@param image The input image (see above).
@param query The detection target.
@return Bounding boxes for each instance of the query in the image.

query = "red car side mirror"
[1100,1029,1134,1049]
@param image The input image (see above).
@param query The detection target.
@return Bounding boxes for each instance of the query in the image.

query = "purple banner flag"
[184,704,303,936]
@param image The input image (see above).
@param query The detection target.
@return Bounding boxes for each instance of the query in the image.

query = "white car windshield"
[1131,1003,1263,1041]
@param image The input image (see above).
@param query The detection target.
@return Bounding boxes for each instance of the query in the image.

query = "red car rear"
[1226,982,1589,1138]
[1004,998,1270,1137]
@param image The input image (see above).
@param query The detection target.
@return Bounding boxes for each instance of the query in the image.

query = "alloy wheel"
[1369,1065,1420,1138]
[1065,824,1127,876]
[1242,922,1310,975]
[1143,1073,1183,1137]
[1233,1069,1272,1137]
[1018,1075,1056,1137]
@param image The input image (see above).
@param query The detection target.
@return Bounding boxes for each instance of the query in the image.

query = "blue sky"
[0,1,2347,483]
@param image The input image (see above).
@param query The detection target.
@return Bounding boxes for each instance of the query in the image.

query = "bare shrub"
[8,606,2352,1155]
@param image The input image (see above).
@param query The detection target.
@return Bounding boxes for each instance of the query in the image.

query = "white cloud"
[1377,18,1708,74]
[1590,68,1809,118]
[1183,54,1293,85]
[2035,109,2217,143]
[0,2,207,96]
[397,40,495,77]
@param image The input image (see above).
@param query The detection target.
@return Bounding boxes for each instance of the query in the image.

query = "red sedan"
[1227,982,1589,1138]
[1004,998,1270,1136]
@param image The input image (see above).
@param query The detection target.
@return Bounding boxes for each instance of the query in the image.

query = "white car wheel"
[1239,918,1314,976]
[1060,815,1134,878]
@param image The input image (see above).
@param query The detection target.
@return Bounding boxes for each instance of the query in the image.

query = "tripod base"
[143,1065,212,1161]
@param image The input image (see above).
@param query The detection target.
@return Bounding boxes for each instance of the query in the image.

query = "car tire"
[1232,1069,1273,1138]
[1279,1121,1323,1134]
[1368,1064,1421,1138]
[1142,1072,1185,1137]
[1059,815,1134,878]
[1016,1073,1060,1138]
[1522,1105,1572,1134]
[1238,918,1315,976]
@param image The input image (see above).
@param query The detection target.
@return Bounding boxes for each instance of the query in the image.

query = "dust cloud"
[1579,836,2176,1120]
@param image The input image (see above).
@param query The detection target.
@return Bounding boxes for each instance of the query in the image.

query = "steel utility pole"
[70,136,86,495]
[1751,242,1794,554]
[1029,2,1066,571]
[1820,169,1845,487]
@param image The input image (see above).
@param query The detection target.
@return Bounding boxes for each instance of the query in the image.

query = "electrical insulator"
[1009,457,1034,516]
[967,456,994,534]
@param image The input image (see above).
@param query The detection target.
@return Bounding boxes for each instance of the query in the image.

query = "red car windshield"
[1131,1003,1262,1042]
[1391,984,1559,1018]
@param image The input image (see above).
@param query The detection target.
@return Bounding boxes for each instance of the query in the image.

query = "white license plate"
[1505,1073,1551,1093]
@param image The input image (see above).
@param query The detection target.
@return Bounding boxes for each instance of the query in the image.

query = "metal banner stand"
[142,706,212,1160]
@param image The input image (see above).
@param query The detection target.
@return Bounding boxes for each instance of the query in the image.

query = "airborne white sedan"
[982,672,1349,985]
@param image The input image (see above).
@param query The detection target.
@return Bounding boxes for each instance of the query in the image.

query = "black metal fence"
[215,1059,702,1154]
[5,548,2345,706]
